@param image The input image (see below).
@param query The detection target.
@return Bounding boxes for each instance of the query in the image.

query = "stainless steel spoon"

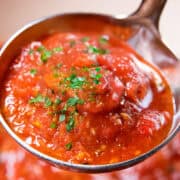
[0,0,179,173]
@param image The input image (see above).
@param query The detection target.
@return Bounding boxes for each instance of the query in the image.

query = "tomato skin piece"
[136,110,169,136]
[97,48,150,104]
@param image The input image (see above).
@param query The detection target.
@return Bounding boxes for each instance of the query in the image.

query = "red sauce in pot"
[0,32,174,164]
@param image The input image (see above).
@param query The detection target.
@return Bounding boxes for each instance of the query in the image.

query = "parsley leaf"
[91,73,102,84]
[29,94,52,108]
[99,35,109,44]
[66,116,75,132]
[65,142,72,150]
[59,114,66,122]
[66,74,86,89]
[30,68,37,75]
[37,45,52,63]
[54,98,61,105]
[82,66,89,72]
[50,122,57,129]
[67,97,79,106]
[37,46,45,52]
[29,94,44,104]
[95,67,101,72]
[70,76,86,89]
[67,97,84,107]
[87,45,109,55]
[52,47,63,53]
[41,50,52,63]
[44,97,52,107]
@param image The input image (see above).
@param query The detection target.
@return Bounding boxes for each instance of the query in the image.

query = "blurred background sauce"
[0,0,180,179]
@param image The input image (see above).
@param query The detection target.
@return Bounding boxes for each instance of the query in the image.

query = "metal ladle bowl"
[0,0,179,173]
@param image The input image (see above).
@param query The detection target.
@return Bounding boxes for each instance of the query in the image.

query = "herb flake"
[59,114,66,122]
[29,94,44,104]
[66,116,75,132]
[65,142,72,150]
[50,122,57,129]
[30,68,37,75]
[87,45,109,55]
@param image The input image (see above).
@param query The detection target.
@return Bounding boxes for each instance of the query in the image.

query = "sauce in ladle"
[0,31,174,165]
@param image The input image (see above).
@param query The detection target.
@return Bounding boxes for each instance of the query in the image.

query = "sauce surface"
[0,125,179,180]
[0,32,174,164]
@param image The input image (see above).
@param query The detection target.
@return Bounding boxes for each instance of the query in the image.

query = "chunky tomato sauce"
[0,32,174,164]
[0,125,179,179]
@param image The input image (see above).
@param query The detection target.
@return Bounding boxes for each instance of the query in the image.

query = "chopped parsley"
[95,67,101,72]
[37,45,63,63]
[44,97,52,107]
[52,47,63,53]
[59,114,66,122]
[91,73,102,84]
[50,122,57,129]
[99,35,109,44]
[66,74,86,89]
[87,45,109,55]
[65,142,72,150]
[41,50,52,63]
[30,68,37,75]
[54,98,61,105]
[67,97,84,107]
[29,94,52,108]
[66,116,75,132]
[82,66,89,72]
[37,46,45,52]
[29,94,44,104]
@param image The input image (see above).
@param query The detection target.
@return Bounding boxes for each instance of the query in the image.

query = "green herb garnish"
[87,45,109,55]
[67,97,84,107]
[55,98,61,105]
[91,73,102,84]
[59,114,66,122]
[66,116,75,132]
[82,66,89,72]
[30,68,37,75]
[95,67,101,72]
[52,47,63,53]
[29,94,44,104]
[50,122,57,129]
[37,46,45,52]
[99,36,108,44]
[41,50,52,63]
[44,97,52,107]
[65,142,72,150]
[29,94,52,108]
[66,74,86,89]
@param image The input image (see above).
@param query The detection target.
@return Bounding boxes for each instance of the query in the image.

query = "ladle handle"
[132,0,167,28]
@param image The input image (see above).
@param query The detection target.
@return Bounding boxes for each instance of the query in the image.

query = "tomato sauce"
[0,125,179,179]
[0,32,174,164]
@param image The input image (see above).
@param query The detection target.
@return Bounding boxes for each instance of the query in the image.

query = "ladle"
[0,0,179,173]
